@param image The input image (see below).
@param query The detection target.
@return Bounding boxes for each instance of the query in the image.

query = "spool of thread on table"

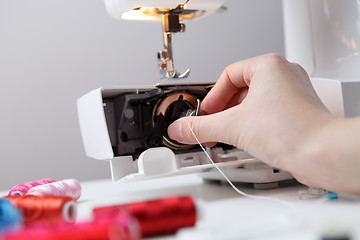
[0,199,22,234]
[26,179,82,200]
[93,195,198,237]
[8,179,55,196]
[1,210,140,240]
[6,195,76,224]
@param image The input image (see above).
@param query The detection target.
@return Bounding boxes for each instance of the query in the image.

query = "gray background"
[0,0,284,191]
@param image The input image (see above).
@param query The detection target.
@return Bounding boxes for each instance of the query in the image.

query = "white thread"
[186,121,296,209]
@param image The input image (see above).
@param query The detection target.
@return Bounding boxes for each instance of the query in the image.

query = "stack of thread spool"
[0,178,85,239]
[1,179,199,240]
[6,178,81,223]
[93,195,198,238]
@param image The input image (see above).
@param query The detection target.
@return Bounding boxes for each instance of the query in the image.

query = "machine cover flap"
[77,88,114,160]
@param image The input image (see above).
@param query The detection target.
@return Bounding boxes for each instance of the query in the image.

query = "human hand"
[167,53,333,172]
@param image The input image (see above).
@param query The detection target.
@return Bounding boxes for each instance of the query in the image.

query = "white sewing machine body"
[104,0,227,21]
[77,83,293,186]
[284,0,360,117]
[77,0,360,186]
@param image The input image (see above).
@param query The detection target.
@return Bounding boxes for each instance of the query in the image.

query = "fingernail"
[168,122,184,142]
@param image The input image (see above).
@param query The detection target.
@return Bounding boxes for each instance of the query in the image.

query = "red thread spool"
[6,195,76,224]
[1,210,140,240]
[93,195,197,237]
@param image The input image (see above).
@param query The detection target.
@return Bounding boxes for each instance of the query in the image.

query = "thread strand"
[186,121,295,208]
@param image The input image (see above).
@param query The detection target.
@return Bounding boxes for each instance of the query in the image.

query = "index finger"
[201,58,255,114]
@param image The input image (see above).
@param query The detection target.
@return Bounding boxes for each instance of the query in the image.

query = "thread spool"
[26,179,82,200]
[0,199,22,234]
[8,179,55,196]
[93,195,198,237]
[6,195,76,224]
[1,210,140,240]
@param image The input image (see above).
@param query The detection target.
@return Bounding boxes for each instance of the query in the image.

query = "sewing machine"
[77,0,360,187]
[284,0,360,117]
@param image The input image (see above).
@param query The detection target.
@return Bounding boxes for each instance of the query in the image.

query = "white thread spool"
[26,179,82,200]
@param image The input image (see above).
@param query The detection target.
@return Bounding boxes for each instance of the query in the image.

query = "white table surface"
[2,174,360,239]
[77,174,360,240]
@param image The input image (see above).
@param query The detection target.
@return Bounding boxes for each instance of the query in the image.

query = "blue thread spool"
[0,199,22,234]
[327,191,338,200]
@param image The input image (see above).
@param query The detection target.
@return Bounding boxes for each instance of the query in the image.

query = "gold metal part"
[125,4,197,21]
[154,92,197,118]
[122,1,206,79]
[158,10,192,79]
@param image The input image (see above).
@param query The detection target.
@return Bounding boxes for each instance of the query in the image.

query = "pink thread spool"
[8,179,55,196]
[26,179,82,200]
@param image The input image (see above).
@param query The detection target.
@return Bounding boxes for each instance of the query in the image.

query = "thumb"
[167,113,233,145]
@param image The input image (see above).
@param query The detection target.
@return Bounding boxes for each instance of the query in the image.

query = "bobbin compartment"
[77,83,211,160]
[77,83,293,184]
